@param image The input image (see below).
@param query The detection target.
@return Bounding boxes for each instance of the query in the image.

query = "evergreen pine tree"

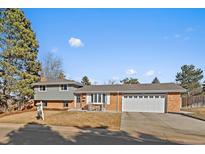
[0,9,41,105]
[81,76,91,85]
[176,65,203,91]
[152,77,160,84]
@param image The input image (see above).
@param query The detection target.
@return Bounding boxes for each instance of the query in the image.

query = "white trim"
[88,93,109,104]
[106,94,110,104]
[38,85,47,92]
[89,102,104,105]
[59,84,69,91]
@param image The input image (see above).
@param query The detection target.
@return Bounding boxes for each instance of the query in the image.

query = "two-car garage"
[122,94,166,113]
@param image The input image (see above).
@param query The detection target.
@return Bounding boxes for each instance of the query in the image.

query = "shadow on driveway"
[0,123,180,145]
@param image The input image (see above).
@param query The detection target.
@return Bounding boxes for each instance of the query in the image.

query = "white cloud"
[126,69,137,75]
[68,37,84,48]
[51,47,58,53]
[145,70,155,77]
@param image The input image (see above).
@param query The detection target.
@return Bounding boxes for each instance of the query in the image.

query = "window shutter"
[106,94,110,104]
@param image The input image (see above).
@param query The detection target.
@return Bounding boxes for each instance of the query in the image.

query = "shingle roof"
[32,79,83,87]
[75,83,186,93]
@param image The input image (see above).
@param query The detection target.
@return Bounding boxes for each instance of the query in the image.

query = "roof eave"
[32,82,83,87]
[74,89,187,94]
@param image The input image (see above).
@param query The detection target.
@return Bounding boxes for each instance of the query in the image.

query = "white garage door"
[122,95,166,113]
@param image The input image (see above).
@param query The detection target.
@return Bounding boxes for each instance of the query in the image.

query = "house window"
[43,101,47,107]
[91,94,94,102]
[129,96,132,98]
[124,96,128,99]
[60,84,68,91]
[149,96,154,98]
[39,85,46,92]
[94,94,97,102]
[102,94,106,103]
[91,93,106,103]
[134,96,138,98]
[155,96,159,98]
[139,96,143,99]
[76,95,81,103]
[98,94,102,102]
[161,96,165,98]
[63,101,68,107]
[144,96,148,99]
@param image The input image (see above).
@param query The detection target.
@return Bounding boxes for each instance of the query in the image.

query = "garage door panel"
[122,95,165,113]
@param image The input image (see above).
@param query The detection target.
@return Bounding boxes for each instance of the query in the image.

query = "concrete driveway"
[120,112,205,144]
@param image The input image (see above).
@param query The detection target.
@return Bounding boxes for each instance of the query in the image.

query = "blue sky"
[23,9,205,84]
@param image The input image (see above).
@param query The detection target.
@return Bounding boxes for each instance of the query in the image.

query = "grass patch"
[0,110,121,130]
[182,107,205,120]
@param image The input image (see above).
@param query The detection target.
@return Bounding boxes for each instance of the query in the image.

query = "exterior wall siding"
[105,93,122,112]
[167,93,181,112]
[34,85,77,101]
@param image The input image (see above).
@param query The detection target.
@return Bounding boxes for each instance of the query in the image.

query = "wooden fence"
[182,95,205,108]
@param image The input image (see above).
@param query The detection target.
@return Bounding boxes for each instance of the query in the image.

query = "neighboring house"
[33,80,186,113]
[32,79,83,109]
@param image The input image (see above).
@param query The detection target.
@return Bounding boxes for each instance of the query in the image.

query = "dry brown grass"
[182,107,205,120]
[0,110,121,130]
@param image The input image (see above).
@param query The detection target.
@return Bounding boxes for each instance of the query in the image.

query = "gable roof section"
[75,83,186,94]
[32,79,83,87]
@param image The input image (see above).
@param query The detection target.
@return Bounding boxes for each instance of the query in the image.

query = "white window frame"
[76,95,81,103]
[38,85,47,92]
[59,84,69,91]
[90,93,107,104]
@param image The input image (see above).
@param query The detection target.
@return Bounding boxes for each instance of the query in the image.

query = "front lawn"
[0,110,121,130]
[182,107,205,120]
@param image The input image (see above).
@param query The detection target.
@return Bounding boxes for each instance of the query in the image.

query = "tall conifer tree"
[0,9,41,105]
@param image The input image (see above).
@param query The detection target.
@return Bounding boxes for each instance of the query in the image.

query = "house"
[33,80,186,113]
[32,79,83,109]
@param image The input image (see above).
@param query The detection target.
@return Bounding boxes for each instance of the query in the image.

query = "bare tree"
[42,52,65,80]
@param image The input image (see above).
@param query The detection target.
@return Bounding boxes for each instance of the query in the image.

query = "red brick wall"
[81,94,87,110]
[105,93,122,112]
[167,93,182,112]
[35,100,74,109]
